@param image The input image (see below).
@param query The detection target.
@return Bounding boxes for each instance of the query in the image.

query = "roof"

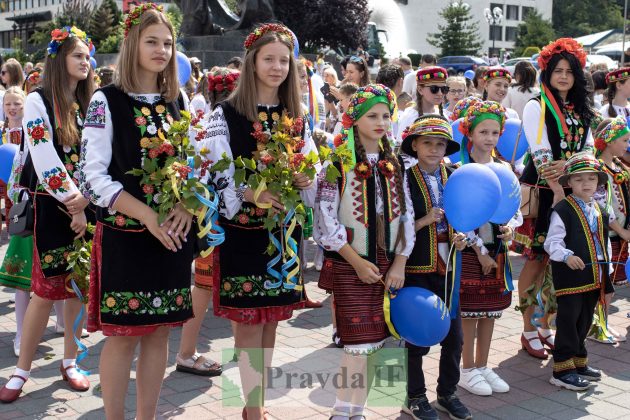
[575,29,620,49]
[6,10,53,23]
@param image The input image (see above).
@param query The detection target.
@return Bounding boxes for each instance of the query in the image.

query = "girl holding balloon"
[601,68,630,118]
[314,84,414,419]
[513,38,596,360]
[456,101,522,396]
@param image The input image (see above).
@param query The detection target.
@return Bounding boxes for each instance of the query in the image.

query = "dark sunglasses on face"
[428,85,449,94]
[0,71,5,75]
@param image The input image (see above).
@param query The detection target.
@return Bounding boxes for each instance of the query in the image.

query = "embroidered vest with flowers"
[602,158,630,233]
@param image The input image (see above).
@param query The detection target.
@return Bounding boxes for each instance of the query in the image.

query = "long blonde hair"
[42,36,94,147]
[114,9,179,102]
[227,29,302,121]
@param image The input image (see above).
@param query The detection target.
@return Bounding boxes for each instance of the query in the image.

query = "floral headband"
[538,38,586,71]
[244,23,295,51]
[47,26,93,58]
[606,67,630,85]
[416,66,448,84]
[594,115,630,155]
[450,96,480,121]
[459,100,506,137]
[124,3,164,38]
[208,71,239,93]
[483,67,512,83]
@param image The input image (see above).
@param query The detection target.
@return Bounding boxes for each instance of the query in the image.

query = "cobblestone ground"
[0,236,628,419]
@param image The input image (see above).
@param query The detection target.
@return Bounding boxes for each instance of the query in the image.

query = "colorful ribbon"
[445,243,462,319]
[263,226,284,289]
[383,290,401,339]
[281,208,302,291]
[69,279,90,376]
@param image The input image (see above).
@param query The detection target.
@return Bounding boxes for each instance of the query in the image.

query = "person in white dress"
[600,67,630,119]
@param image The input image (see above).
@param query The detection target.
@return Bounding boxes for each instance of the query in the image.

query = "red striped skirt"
[194,253,214,290]
[610,236,628,286]
[459,249,511,316]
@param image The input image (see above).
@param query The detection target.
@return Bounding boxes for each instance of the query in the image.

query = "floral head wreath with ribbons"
[244,23,296,51]
[207,70,239,93]
[124,3,164,37]
[459,100,506,164]
[594,115,630,156]
[483,66,513,83]
[340,84,397,169]
[537,38,587,71]
[558,151,608,187]
[416,66,448,84]
[450,96,480,121]
[47,26,93,58]
[605,67,630,85]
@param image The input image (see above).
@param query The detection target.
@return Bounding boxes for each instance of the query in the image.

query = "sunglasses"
[427,85,449,94]
[348,56,364,64]
[448,89,466,95]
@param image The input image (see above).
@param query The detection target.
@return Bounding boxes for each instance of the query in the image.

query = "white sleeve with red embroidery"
[522,100,553,172]
[313,161,347,252]
[23,92,80,202]
[78,90,123,208]
[397,171,415,257]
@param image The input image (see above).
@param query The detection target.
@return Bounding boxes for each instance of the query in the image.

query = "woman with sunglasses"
[343,55,370,87]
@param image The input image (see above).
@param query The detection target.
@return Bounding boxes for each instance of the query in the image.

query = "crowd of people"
[0,3,626,420]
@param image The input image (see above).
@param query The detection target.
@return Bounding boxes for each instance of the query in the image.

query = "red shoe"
[538,331,556,350]
[0,375,27,403]
[521,333,548,359]
[60,363,89,392]
[305,298,323,308]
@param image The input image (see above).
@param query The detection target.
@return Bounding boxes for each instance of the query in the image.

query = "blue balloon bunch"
[496,119,528,162]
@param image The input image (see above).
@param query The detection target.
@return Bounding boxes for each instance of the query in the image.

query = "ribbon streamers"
[69,279,90,376]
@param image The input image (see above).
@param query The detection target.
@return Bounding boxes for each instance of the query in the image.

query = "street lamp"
[484,6,503,57]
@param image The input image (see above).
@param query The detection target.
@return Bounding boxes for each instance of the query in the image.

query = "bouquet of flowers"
[65,224,96,304]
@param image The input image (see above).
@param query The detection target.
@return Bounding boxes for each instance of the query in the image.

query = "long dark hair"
[514,61,536,93]
[540,52,594,123]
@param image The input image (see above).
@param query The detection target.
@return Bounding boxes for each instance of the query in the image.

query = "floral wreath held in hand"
[47,26,93,58]
[124,2,164,37]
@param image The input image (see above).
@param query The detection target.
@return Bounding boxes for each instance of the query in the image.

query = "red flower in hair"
[215,83,224,92]
[342,113,353,129]
[594,137,607,152]
[333,134,343,148]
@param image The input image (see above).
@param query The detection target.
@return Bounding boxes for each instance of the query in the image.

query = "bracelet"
[236,184,247,202]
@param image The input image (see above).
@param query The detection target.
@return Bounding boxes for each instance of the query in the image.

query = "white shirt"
[190,93,210,116]
[503,86,539,120]
[402,71,417,103]
[599,103,630,118]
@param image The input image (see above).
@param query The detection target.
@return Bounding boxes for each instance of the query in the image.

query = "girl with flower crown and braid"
[589,116,630,345]
[455,101,522,397]
[0,26,95,403]
[601,68,630,118]
[199,23,319,420]
[315,84,414,420]
[481,67,520,120]
[80,4,194,419]
[513,38,596,361]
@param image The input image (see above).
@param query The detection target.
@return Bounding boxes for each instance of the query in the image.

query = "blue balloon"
[89,57,97,69]
[287,28,299,58]
[496,119,528,161]
[390,287,451,347]
[626,255,630,280]
[447,118,465,163]
[464,69,475,80]
[487,162,521,224]
[176,51,192,86]
[0,144,18,183]
[443,163,501,232]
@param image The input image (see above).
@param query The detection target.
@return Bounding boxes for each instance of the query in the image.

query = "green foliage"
[514,10,555,56]
[166,4,182,37]
[522,47,541,58]
[552,0,624,38]
[3,38,31,63]
[428,1,483,57]
[407,53,422,68]
[98,26,123,54]
[223,0,240,14]
[66,223,96,303]
[30,0,95,53]
[89,0,121,49]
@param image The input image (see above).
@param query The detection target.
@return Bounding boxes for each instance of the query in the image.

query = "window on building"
[490,25,503,41]
[523,6,534,19]
[506,5,519,20]
[506,26,518,42]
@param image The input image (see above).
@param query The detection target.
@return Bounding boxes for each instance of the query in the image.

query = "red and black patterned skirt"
[459,249,512,318]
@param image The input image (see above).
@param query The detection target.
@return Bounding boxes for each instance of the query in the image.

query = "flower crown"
[538,38,587,71]
[124,3,164,38]
[460,100,506,137]
[450,96,480,121]
[47,26,93,58]
[483,67,512,83]
[606,67,630,85]
[244,23,295,50]
[208,71,240,93]
[594,115,630,153]
[342,84,396,129]
[26,71,40,84]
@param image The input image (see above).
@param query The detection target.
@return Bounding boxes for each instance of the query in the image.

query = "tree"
[275,0,369,52]
[427,1,483,57]
[30,0,95,48]
[89,0,121,49]
[514,10,555,57]
[553,0,624,38]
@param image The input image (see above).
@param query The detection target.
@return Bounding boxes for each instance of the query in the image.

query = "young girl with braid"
[600,68,630,118]
[315,84,414,420]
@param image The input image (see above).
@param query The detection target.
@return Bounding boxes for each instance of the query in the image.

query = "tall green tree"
[428,1,482,57]
[553,0,624,38]
[89,0,121,48]
[514,10,555,56]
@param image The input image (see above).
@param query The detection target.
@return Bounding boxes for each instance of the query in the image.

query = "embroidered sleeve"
[544,211,574,262]
[396,171,415,257]
[7,142,27,203]
[313,161,347,252]
[581,126,595,154]
[79,90,123,207]
[23,92,80,202]
[298,121,321,208]
[523,100,553,171]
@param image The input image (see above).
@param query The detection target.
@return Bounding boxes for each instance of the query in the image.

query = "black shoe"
[577,366,602,382]
[435,394,472,420]
[549,373,591,391]
[332,331,343,348]
[402,394,438,420]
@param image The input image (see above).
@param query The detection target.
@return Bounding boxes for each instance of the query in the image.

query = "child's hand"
[566,255,586,270]
[477,254,497,275]
[453,233,467,251]
[497,225,513,240]
[353,258,382,284]
[384,256,406,291]
[416,208,444,231]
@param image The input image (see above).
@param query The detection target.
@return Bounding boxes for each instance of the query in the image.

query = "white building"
[370,0,553,58]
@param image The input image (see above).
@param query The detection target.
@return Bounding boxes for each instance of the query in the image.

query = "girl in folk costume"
[601,68,630,118]
[175,68,239,378]
[590,116,629,344]
[200,23,319,419]
[512,38,596,360]
[457,101,522,396]
[0,26,95,403]
[80,4,194,419]
[315,84,414,419]
[481,67,520,120]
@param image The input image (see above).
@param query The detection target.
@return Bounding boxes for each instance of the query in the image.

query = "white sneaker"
[478,366,509,393]
[458,368,492,396]
[13,339,19,358]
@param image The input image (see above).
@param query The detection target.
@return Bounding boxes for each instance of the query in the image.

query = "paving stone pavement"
[0,235,628,419]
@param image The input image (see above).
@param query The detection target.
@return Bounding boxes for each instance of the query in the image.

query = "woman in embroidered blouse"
[80,6,193,419]
[514,38,595,360]
[200,23,318,419]
[601,68,630,118]
[0,27,94,403]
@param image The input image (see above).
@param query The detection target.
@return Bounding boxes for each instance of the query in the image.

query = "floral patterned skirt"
[0,235,33,291]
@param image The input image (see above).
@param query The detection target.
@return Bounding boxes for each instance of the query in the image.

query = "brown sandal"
[176,353,222,377]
